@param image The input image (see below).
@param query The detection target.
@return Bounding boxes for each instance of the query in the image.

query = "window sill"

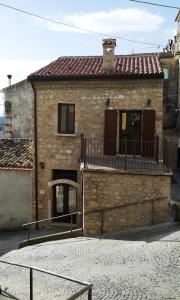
[55,133,76,137]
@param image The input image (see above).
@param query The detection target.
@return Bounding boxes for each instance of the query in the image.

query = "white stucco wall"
[0,170,32,230]
[3,79,34,138]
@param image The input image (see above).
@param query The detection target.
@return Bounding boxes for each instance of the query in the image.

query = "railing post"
[88,287,92,300]
[27,225,30,244]
[84,136,87,168]
[155,135,159,163]
[70,214,72,233]
[80,133,86,168]
[166,138,170,172]
[124,138,127,170]
[30,268,33,300]
[80,133,84,163]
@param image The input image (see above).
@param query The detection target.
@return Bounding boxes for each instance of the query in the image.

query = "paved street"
[0,222,180,299]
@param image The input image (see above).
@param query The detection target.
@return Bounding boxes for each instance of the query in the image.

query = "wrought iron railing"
[23,211,83,242]
[80,134,170,172]
[0,260,92,300]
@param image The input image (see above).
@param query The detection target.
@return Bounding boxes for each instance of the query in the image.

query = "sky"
[0,0,179,114]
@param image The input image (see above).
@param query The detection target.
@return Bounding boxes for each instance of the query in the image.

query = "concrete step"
[19,228,83,248]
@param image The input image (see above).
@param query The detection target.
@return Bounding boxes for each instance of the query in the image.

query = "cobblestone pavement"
[0,222,180,299]
[0,228,67,257]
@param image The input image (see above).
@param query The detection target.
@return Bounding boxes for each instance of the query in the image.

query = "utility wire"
[129,0,180,10]
[0,1,164,48]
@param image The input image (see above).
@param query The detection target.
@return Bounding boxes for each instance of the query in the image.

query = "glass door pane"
[56,185,64,213]
[68,186,76,213]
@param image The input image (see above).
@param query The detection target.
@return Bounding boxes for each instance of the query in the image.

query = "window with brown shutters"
[58,104,75,134]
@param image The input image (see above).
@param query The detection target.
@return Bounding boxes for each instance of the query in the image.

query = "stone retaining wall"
[83,169,171,236]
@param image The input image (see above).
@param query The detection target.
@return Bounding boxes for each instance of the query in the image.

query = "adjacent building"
[3,79,34,139]
[0,138,33,230]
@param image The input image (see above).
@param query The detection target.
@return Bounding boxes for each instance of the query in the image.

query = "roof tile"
[0,139,33,170]
[28,54,163,80]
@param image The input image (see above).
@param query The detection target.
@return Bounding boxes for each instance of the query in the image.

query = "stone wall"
[83,169,171,236]
[33,78,163,220]
[164,129,178,170]
[3,79,34,138]
[159,53,178,129]
[0,170,32,230]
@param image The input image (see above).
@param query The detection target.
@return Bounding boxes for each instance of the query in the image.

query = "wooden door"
[119,110,142,155]
[104,110,117,155]
[142,110,155,158]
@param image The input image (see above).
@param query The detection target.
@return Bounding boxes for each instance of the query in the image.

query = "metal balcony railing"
[80,134,170,172]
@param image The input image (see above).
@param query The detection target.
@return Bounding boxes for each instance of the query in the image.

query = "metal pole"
[27,226,30,243]
[30,268,33,300]
[84,137,87,168]
[124,138,127,170]
[70,214,72,233]
[80,133,84,163]
[88,287,92,300]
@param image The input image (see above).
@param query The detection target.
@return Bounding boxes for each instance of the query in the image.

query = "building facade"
[29,39,171,235]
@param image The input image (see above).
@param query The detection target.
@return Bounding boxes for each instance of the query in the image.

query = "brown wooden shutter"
[58,103,61,133]
[142,110,155,158]
[104,110,117,155]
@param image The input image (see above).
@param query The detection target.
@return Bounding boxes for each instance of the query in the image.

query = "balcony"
[80,135,170,174]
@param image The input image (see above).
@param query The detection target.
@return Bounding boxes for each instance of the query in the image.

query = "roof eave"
[28,73,164,81]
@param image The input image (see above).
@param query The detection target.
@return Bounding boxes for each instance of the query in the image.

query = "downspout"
[31,80,39,229]
[80,169,84,236]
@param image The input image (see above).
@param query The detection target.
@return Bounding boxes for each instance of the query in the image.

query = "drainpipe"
[80,169,84,236]
[31,81,39,230]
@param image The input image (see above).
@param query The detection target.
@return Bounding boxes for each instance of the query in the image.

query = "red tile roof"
[28,54,163,80]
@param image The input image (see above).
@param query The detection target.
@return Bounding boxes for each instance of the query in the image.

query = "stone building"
[159,52,178,129]
[0,138,33,230]
[1,79,34,231]
[28,39,171,236]
[2,79,34,139]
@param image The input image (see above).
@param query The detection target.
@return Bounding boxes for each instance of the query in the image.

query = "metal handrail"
[23,211,82,226]
[22,211,83,242]
[0,260,92,300]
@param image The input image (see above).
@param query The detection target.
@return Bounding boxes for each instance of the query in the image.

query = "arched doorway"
[48,179,78,223]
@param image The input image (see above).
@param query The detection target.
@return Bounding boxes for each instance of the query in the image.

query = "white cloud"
[35,8,164,34]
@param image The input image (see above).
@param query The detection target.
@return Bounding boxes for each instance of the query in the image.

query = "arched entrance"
[48,179,78,223]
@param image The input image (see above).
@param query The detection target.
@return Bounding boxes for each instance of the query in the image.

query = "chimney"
[102,39,116,72]
[7,74,12,86]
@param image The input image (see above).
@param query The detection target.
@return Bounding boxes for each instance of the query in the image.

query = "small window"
[163,67,169,80]
[5,101,12,114]
[58,104,75,134]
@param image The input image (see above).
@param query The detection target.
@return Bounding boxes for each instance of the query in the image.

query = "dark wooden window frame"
[58,103,75,134]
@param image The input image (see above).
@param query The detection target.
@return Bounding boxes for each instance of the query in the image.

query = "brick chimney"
[102,39,116,72]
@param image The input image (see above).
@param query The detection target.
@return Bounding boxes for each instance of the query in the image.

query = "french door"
[119,110,142,155]
[104,109,155,158]
[53,184,77,223]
